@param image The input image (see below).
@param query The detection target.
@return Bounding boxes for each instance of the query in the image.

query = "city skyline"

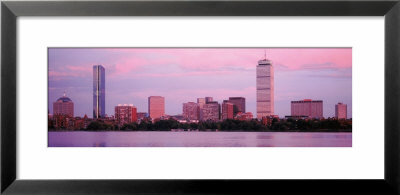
[48,48,352,118]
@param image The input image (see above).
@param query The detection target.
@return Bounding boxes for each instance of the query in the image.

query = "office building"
[183,102,199,120]
[200,101,220,121]
[197,98,206,109]
[205,97,213,103]
[291,99,323,119]
[53,92,74,117]
[115,104,137,125]
[335,102,347,119]
[148,96,165,119]
[256,56,274,119]
[228,97,246,115]
[221,100,234,120]
[93,65,106,118]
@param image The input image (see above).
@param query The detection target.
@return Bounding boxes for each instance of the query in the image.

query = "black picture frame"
[1,0,399,194]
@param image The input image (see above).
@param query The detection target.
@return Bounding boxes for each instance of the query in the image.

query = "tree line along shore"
[49,118,352,132]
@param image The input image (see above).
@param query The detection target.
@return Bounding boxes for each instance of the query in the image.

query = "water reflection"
[256,135,274,139]
[48,131,352,147]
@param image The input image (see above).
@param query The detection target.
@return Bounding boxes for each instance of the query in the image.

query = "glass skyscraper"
[256,57,274,119]
[93,65,105,118]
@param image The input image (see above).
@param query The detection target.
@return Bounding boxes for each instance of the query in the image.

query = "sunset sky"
[48,48,352,118]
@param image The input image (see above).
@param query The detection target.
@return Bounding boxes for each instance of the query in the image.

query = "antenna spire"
[63,91,66,97]
[264,49,267,60]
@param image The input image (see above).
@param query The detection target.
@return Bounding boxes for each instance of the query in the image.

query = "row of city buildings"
[50,57,349,129]
[52,92,348,128]
[182,96,252,122]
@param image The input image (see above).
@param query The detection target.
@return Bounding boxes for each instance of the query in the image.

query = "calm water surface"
[48,131,352,147]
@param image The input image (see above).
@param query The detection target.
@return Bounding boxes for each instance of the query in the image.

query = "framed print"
[2,0,400,194]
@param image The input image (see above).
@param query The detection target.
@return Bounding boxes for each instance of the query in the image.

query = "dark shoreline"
[49,129,352,133]
[49,118,352,133]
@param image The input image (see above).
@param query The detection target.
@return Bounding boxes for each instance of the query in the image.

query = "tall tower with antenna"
[256,50,274,119]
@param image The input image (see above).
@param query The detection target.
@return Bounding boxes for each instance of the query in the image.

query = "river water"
[48,131,352,147]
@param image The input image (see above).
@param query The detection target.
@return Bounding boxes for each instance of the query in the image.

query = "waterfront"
[48,131,352,147]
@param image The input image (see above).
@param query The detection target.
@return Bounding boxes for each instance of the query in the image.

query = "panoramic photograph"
[48,48,352,147]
